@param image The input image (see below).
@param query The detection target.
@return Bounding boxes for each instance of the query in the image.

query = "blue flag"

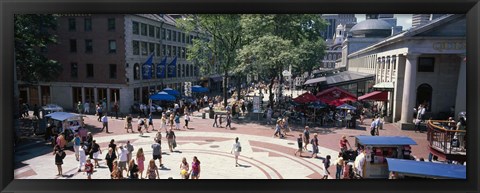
[156,56,167,78]
[167,56,177,78]
[142,53,154,79]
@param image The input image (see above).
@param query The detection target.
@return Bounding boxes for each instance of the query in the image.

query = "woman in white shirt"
[231,137,241,167]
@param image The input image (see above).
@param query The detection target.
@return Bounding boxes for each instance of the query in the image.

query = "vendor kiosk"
[354,136,417,178]
[386,158,466,179]
[44,112,87,147]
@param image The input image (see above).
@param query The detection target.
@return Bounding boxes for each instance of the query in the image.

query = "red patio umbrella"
[293,92,318,103]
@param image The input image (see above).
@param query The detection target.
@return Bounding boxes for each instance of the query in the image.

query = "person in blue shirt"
[73,134,81,161]
[174,113,181,130]
[148,113,156,132]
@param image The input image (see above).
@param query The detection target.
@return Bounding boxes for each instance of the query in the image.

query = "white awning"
[303,77,326,85]
[373,82,394,91]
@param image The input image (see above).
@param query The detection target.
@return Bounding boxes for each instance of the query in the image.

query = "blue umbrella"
[150,91,176,101]
[163,88,180,96]
[336,103,357,110]
[192,85,209,93]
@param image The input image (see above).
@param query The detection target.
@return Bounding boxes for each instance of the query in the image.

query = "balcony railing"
[426,120,466,155]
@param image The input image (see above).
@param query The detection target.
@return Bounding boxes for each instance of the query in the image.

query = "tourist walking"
[339,135,351,153]
[166,129,176,152]
[169,114,175,130]
[273,119,284,138]
[108,139,117,157]
[53,145,66,176]
[180,157,190,179]
[213,114,219,128]
[105,148,117,176]
[174,113,181,130]
[96,104,103,122]
[322,155,331,179]
[73,134,81,161]
[137,116,145,136]
[148,113,156,131]
[77,101,83,114]
[303,126,310,151]
[225,113,232,129]
[126,140,134,163]
[111,161,122,179]
[77,144,87,172]
[84,101,90,114]
[335,152,344,179]
[183,113,190,129]
[161,114,168,132]
[266,106,273,124]
[84,159,94,179]
[294,134,303,156]
[125,114,134,133]
[311,134,319,158]
[118,145,129,176]
[231,137,242,167]
[90,140,101,168]
[147,159,160,179]
[136,148,145,179]
[128,159,139,179]
[113,102,119,119]
[151,139,163,168]
[190,156,201,179]
[101,113,109,133]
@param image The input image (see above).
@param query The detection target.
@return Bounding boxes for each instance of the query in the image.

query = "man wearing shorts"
[118,145,128,175]
[151,140,163,168]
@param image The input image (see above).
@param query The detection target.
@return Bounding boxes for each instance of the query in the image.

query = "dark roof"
[351,19,392,32]
[386,158,466,179]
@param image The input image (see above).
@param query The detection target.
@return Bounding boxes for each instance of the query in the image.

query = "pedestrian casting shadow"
[172,150,182,153]
[227,127,237,130]
[139,135,150,138]
[62,174,75,178]
[237,164,251,168]
[162,152,170,155]
[97,166,108,169]
[186,127,195,130]
[300,155,312,158]
[159,167,171,171]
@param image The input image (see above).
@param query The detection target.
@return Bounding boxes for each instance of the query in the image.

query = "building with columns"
[18,14,215,113]
[347,14,466,128]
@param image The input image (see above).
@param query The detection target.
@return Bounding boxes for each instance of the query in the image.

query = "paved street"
[14,92,430,179]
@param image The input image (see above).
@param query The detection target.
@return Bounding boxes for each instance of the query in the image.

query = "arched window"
[417,84,433,112]
[134,63,140,80]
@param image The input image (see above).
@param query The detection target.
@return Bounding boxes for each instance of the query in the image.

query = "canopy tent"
[150,91,176,101]
[303,77,326,85]
[356,136,417,146]
[358,91,389,101]
[316,87,357,106]
[293,92,319,103]
[162,88,180,96]
[373,82,394,91]
[386,158,466,179]
[336,103,357,110]
[45,112,82,121]
[192,85,209,93]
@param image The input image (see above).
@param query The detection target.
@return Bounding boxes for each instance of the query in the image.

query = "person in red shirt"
[339,135,351,152]
[84,158,94,179]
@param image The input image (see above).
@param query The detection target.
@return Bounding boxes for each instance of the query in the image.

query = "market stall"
[44,112,87,147]
[386,158,466,179]
[354,136,417,178]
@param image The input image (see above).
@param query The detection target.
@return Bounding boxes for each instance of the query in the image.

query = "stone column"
[455,54,466,117]
[81,87,85,103]
[93,88,98,106]
[106,88,111,113]
[400,53,419,124]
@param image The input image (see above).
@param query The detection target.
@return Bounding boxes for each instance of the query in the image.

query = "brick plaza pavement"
[14,107,430,179]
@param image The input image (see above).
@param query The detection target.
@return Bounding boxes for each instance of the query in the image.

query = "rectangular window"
[133,40,139,55]
[141,23,147,36]
[418,57,435,72]
[172,46,177,58]
[109,64,117,79]
[186,35,190,44]
[162,28,166,40]
[156,27,160,39]
[182,47,186,58]
[134,88,140,102]
[182,33,185,43]
[162,44,166,56]
[132,21,139,34]
[108,40,116,53]
[178,32,182,42]
[85,39,93,53]
[141,41,148,55]
[70,39,77,52]
[149,43,155,54]
[149,25,155,37]
[177,47,181,58]
[156,44,161,56]
[86,63,94,77]
[84,18,92,31]
[108,18,115,31]
[167,45,171,57]
[68,18,76,31]
[172,30,177,42]
[185,48,188,59]
[71,63,78,78]
[167,29,171,40]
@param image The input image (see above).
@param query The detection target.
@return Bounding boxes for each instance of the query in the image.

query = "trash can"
[202,112,206,119]
[209,108,214,119]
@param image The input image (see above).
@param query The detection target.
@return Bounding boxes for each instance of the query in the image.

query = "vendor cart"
[44,112,87,147]
[354,136,417,179]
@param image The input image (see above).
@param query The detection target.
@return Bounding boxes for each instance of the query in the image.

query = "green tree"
[239,14,327,108]
[177,14,242,107]
[15,14,62,84]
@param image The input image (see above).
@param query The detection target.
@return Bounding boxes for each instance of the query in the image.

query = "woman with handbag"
[231,137,241,167]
